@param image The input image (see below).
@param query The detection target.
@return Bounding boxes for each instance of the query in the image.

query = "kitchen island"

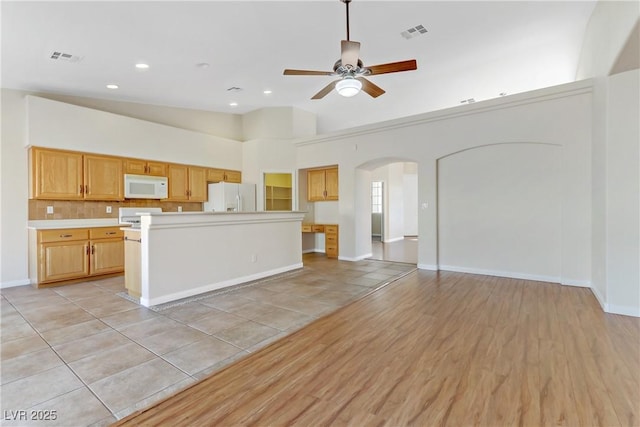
[124,211,305,307]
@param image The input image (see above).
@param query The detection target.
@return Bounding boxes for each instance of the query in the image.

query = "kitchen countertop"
[28,218,121,229]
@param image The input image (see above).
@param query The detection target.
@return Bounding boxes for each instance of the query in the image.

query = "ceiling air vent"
[401,25,428,40]
[49,51,83,62]
[460,98,476,104]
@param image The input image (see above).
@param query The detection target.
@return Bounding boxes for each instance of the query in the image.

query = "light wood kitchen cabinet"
[83,154,124,200]
[124,230,141,298]
[29,147,124,201]
[29,226,124,287]
[206,168,242,183]
[168,164,208,201]
[89,227,124,276]
[30,147,84,199]
[307,166,339,201]
[124,159,168,177]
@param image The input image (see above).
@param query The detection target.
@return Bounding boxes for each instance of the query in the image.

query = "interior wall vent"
[49,51,83,62]
[401,25,428,40]
[460,98,476,104]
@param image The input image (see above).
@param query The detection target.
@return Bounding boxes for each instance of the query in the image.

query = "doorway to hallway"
[370,236,418,264]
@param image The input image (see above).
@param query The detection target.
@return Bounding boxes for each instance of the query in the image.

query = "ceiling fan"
[283,0,418,100]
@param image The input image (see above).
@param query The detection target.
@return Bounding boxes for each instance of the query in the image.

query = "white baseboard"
[339,253,373,262]
[438,265,560,283]
[590,286,607,311]
[384,237,404,243]
[561,279,591,288]
[606,303,640,317]
[0,278,31,289]
[141,263,303,307]
[417,264,438,271]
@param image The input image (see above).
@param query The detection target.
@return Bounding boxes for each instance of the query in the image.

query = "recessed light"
[263,90,272,95]
[135,63,149,69]
[106,84,119,89]
[229,102,238,107]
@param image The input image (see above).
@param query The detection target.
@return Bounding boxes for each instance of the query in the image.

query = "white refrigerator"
[204,182,256,212]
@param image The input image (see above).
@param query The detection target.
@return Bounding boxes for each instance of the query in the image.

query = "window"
[371,181,382,213]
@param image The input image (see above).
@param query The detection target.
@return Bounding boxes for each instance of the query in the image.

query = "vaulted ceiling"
[1,1,596,134]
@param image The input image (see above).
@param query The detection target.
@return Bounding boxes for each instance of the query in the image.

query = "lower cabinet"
[30,226,124,287]
[124,230,141,298]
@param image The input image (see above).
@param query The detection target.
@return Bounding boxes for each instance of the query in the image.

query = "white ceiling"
[1,1,596,134]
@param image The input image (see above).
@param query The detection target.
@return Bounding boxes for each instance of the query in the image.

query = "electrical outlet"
[106,206,112,214]
[46,206,54,214]
[177,206,183,212]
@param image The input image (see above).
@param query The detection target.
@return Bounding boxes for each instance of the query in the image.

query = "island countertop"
[130,210,306,307]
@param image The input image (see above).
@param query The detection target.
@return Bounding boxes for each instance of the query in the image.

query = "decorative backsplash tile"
[29,199,202,220]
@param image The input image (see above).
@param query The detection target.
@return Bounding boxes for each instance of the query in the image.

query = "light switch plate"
[106,206,112,214]
[46,206,54,214]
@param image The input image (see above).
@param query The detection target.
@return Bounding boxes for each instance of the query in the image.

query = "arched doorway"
[357,159,418,264]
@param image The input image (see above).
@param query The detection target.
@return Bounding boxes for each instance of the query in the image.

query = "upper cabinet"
[83,154,124,200]
[207,168,242,183]
[307,166,339,201]
[30,147,123,201]
[168,164,208,202]
[123,159,167,177]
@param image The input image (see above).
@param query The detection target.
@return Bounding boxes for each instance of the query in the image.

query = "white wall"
[605,69,640,315]
[0,92,243,287]
[403,163,418,236]
[438,143,562,281]
[295,80,593,286]
[27,96,242,168]
[0,90,31,286]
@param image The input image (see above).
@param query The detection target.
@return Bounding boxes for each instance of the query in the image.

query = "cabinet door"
[30,148,83,200]
[207,168,225,183]
[188,167,208,201]
[224,170,242,183]
[84,155,124,200]
[324,167,339,200]
[168,164,189,201]
[123,159,147,175]
[40,241,89,283]
[307,169,327,201]
[146,162,167,177]
[90,238,124,276]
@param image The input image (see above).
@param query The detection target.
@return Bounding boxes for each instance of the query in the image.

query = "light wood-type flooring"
[115,270,640,426]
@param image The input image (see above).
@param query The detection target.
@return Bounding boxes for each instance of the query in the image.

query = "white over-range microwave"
[124,174,168,199]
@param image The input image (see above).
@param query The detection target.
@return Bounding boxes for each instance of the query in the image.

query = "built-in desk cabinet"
[29,226,124,287]
[302,223,339,258]
[307,167,338,201]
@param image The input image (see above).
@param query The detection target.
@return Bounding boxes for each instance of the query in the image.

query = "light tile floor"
[0,254,414,426]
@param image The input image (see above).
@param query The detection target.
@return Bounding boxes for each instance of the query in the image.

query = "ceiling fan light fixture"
[336,77,362,97]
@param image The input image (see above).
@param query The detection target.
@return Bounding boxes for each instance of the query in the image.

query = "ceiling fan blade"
[357,77,385,98]
[341,40,360,69]
[283,69,334,76]
[311,80,339,100]
[366,59,417,75]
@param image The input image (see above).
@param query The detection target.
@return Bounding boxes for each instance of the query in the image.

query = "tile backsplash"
[29,199,203,220]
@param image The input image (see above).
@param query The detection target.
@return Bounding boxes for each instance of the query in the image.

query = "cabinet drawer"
[89,227,123,240]
[39,228,89,243]
[301,225,312,233]
[324,225,338,234]
[326,235,338,244]
[312,225,325,233]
